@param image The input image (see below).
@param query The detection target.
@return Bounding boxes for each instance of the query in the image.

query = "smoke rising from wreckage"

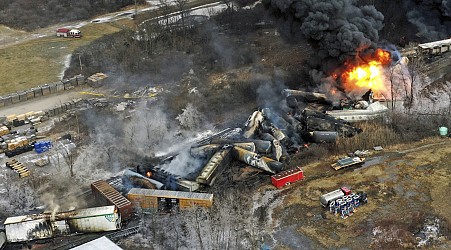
[1,0,451,249]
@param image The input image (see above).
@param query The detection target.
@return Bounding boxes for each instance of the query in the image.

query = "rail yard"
[0,72,449,249]
[0,0,451,249]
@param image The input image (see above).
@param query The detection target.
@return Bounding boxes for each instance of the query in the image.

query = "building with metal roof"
[70,236,122,250]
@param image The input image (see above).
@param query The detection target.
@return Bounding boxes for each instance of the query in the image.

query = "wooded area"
[0,0,145,31]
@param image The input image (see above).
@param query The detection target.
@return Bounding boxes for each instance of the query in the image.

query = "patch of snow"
[417,218,441,247]
[59,54,72,80]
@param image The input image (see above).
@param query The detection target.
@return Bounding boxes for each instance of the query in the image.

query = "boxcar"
[91,180,133,221]
[271,166,304,188]
[127,188,213,212]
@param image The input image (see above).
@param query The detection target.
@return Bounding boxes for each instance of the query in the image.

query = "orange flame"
[341,48,391,93]
[146,171,152,178]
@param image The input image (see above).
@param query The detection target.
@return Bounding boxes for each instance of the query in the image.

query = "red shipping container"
[271,167,304,188]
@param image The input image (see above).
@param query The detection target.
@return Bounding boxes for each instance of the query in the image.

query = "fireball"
[341,49,391,93]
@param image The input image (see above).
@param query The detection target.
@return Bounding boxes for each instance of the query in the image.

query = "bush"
[335,121,401,153]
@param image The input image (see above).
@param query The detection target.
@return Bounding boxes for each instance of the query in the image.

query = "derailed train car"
[195,145,233,186]
[137,165,200,192]
[3,206,120,243]
[127,188,213,213]
[91,180,134,221]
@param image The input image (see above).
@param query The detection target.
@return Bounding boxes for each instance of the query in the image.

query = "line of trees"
[0,0,145,31]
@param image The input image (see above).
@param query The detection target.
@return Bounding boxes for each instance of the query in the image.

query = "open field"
[0,23,121,95]
[264,137,451,249]
[0,0,221,96]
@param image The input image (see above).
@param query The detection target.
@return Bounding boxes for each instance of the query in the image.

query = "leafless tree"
[159,0,172,27]
[388,66,397,111]
[405,54,426,109]
[174,0,188,28]
[222,0,235,13]
[176,103,203,130]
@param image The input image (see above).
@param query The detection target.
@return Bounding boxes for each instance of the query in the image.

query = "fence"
[0,75,85,108]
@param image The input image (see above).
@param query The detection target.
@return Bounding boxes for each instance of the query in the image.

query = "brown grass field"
[0,23,122,95]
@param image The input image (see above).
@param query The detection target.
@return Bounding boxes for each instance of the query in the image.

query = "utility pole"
[134,0,138,17]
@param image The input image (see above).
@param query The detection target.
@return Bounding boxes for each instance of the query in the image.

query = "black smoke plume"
[405,0,451,41]
[263,0,384,82]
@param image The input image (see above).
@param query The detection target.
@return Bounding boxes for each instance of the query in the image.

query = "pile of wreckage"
[141,89,386,189]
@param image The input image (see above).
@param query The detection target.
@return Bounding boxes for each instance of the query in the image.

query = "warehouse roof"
[71,236,122,250]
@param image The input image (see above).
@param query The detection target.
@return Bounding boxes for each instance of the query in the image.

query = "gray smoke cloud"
[263,0,384,77]
[405,0,451,41]
[444,0,451,16]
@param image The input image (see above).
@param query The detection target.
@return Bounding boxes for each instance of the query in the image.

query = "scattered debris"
[34,140,52,154]
[87,72,108,87]
[331,156,365,170]
[349,149,369,157]
[32,157,49,167]
[416,217,442,247]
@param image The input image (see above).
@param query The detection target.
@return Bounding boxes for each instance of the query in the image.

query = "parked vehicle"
[56,28,81,38]
[271,166,304,188]
[320,187,368,219]
[320,186,352,207]
[91,180,133,221]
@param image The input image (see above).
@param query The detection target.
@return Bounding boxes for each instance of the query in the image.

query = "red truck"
[271,167,304,188]
[56,28,81,38]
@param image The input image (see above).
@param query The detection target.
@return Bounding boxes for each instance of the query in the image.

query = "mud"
[265,138,451,249]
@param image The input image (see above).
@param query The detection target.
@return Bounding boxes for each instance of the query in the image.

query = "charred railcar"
[137,165,200,192]
[3,206,120,243]
[91,180,133,221]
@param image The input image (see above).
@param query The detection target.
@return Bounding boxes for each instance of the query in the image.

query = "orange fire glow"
[341,48,391,93]
[146,171,152,178]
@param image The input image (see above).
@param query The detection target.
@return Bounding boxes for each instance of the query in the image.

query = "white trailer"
[4,206,120,243]
[320,189,345,207]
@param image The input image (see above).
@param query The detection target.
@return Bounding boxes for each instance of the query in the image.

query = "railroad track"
[105,226,140,240]
[50,226,140,250]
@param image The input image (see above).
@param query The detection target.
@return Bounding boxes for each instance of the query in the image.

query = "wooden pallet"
[6,159,30,177]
